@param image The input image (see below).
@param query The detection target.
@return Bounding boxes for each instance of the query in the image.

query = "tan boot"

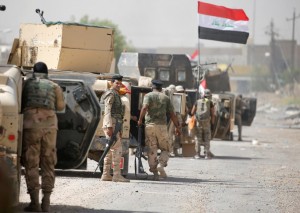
[101,173,113,181]
[112,159,130,182]
[153,171,159,181]
[41,192,51,212]
[24,190,41,212]
[157,167,167,178]
[101,154,113,181]
[112,174,130,182]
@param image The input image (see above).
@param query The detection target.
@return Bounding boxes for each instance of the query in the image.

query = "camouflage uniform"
[194,97,214,159]
[101,88,129,182]
[235,95,244,141]
[143,91,174,174]
[22,69,65,211]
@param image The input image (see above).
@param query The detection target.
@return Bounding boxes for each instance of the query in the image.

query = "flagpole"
[196,2,200,91]
[197,38,202,98]
[197,2,201,95]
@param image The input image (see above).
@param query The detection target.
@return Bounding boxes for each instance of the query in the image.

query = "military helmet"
[204,89,212,98]
[33,62,48,74]
[175,85,184,92]
[168,84,176,90]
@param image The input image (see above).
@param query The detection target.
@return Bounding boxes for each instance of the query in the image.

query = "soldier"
[235,94,245,141]
[22,62,65,212]
[138,79,181,181]
[100,74,130,183]
[191,89,215,159]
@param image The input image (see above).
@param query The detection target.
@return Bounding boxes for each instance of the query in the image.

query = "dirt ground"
[16,91,300,213]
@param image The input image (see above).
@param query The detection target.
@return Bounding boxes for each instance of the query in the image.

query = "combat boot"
[101,156,112,181]
[194,154,201,159]
[205,151,213,160]
[157,167,167,178]
[101,173,113,181]
[41,192,51,212]
[112,174,130,182]
[153,171,159,181]
[24,190,41,212]
[208,151,215,158]
[112,162,130,182]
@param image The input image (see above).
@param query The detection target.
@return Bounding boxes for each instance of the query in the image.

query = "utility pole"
[266,19,279,89]
[287,9,300,71]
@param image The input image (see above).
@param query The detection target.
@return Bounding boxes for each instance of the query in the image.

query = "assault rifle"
[94,121,122,174]
[134,125,148,179]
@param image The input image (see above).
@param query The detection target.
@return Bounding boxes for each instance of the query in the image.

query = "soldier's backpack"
[196,98,210,121]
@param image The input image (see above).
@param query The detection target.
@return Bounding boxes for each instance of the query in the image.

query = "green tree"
[77,15,135,71]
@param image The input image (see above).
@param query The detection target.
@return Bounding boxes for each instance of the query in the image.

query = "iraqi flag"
[199,79,207,97]
[198,1,249,44]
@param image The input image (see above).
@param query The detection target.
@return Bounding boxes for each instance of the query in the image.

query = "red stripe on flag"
[200,79,207,89]
[198,1,249,21]
[191,50,199,60]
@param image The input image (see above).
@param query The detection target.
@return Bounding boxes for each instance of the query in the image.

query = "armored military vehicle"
[118,52,195,89]
[0,65,23,207]
[202,67,257,140]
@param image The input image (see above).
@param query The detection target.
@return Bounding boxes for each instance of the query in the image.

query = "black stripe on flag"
[198,26,249,44]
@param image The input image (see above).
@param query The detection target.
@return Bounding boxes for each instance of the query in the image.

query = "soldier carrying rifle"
[100,74,130,182]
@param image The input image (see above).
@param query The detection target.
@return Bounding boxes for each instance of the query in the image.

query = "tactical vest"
[22,78,56,110]
[101,89,124,120]
[196,98,210,121]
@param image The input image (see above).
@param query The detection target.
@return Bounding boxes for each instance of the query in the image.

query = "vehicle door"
[52,78,101,170]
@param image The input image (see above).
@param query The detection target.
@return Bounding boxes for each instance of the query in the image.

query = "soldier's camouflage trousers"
[103,120,123,176]
[194,119,211,154]
[22,128,57,194]
[145,124,170,173]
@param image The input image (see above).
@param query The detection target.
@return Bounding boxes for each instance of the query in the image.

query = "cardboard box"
[19,23,113,51]
[9,23,114,73]
[181,142,196,157]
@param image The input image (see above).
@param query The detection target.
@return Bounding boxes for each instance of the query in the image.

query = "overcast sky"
[1,0,300,48]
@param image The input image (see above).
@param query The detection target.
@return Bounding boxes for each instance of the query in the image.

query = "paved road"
[17,107,300,213]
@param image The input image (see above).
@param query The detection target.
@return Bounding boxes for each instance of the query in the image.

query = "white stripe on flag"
[197,1,249,44]
[198,14,249,33]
